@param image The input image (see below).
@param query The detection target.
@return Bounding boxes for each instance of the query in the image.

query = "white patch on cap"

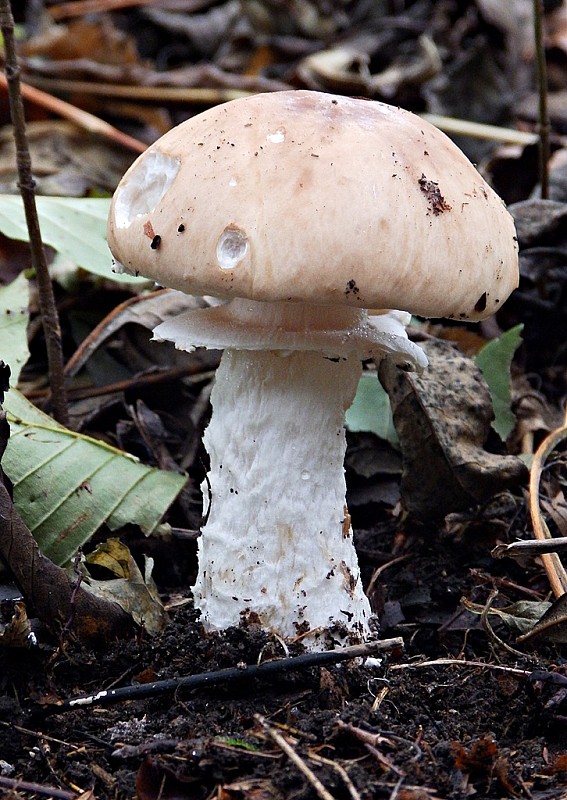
[266,129,285,143]
[113,151,180,229]
[216,226,249,270]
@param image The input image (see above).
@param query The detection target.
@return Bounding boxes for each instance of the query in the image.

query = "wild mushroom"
[107,90,519,647]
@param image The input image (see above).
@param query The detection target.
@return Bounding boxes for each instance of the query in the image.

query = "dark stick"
[0,775,78,800]
[41,638,403,715]
[0,1,69,424]
[533,0,550,199]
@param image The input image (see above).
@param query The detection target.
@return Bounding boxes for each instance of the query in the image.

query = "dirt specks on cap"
[419,174,452,215]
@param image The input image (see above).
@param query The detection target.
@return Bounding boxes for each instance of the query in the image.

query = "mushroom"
[107,90,519,647]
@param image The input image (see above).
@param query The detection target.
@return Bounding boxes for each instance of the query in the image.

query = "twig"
[25,366,216,403]
[0,74,147,154]
[39,638,403,715]
[492,537,567,560]
[24,76,251,107]
[308,753,362,800]
[528,409,567,598]
[255,714,337,800]
[24,73,563,149]
[533,0,550,198]
[421,113,544,146]
[389,659,532,677]
[0,775,79,800]
[479,589,528,659]
[0,2,69,424]
[49,0,163,20]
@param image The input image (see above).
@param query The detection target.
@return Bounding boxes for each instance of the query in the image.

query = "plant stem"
[0,1,69,424]
[533,0,550,199]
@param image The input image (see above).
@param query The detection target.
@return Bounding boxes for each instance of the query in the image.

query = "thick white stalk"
[194,348,372,644]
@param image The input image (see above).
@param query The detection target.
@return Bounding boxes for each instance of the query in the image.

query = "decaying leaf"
[451,735,517,794]
[464,592,567,646]
[0,600,33,648]
[516,592,567,645]
[81,539,166,636]
[379,339,528,520]
[463,597,553,635]
[65,289,221,378]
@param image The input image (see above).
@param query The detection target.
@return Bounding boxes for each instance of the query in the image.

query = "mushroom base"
[194,348,372,646]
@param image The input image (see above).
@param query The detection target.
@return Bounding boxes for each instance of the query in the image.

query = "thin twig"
[0,2,69,424]
[480,589,528,659]
[255,714,337,800]
[49,0,165,20]
[0,74,147,154]
[528,409,567,598]
[389,659,532,677]
[308,753,363,800]
[533,0,550,198]
[24,76,251,107]
[25,366,216,403]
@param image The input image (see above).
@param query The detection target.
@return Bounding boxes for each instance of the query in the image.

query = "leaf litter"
[0,2,567,799]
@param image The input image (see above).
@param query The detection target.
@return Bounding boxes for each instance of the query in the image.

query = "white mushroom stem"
[153,299,427,646]
[194,346,370,642]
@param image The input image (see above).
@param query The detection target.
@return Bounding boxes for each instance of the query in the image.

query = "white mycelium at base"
[193,348,371,642]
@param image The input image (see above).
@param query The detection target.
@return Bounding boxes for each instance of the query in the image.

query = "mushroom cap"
[108,90,519,320]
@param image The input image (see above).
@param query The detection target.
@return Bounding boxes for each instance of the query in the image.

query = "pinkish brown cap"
[108,90,518,320]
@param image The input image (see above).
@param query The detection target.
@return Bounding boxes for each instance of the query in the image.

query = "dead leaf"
[463,597,553,635]
[451,735,517,795]
[379,339,528,521]
[65,289,221,378]
[0,600,33,648]
[516,592,567,645]
[82,538,167,635]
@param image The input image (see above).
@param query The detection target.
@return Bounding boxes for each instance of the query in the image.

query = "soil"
[1,518,565,800]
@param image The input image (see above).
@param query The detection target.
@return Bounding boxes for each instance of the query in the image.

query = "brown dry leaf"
[0,120,134,197]
[22,15,140,68]
[297,35,441,99]
[451,735,517,794]
[0,600,33,648]
[379,339,528,521]
[82,538,167,635]
[65,289,221,378]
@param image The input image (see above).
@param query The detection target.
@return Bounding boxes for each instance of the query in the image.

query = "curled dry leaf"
[82,538,167,636]
[0,600,33,648]
[379,338,528,521]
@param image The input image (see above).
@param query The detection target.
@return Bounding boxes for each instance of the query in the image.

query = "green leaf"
[346,372,398,446]
[475,324,523,441]
[0,195,144,283]
[0,273,30,383]
[2,388,187,566]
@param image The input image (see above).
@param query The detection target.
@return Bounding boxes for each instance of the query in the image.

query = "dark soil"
[1,520,565,800]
